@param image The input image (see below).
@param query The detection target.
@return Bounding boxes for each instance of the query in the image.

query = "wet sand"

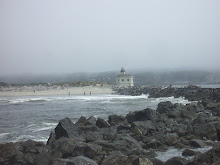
[0,86,113,97]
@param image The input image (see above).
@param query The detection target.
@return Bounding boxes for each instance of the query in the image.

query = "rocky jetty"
[115,85,220,104]
[1,99,220,164]
[1,86,220,165]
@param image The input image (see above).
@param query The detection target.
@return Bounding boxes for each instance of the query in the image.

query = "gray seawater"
[0,94,192,144]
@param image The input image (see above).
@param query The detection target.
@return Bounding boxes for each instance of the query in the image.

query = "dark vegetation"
[0,70,220,85]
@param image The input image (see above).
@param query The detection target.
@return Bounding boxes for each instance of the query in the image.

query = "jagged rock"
[131,120,156,135]
[163,133,178,146]
[111,134,144,155]
[85,131,103,142]
[96,118,110,128]
[165,157,188,165]
[172,124,188,137]
[181,110,197,119]
[0,140,52,165]
[108,115,127,126]
[101,151,153,165]
[47,131,56,146]
[192,114,207,125]
[189,139,207,148]
[157,101,173,114]
[52,156,98,165]
[189,142,220,164]
[193,123,217,140]
[117,125,130,134]
[134,158,153,165]
[50,137,102,159]
[55,118,81,139]
[126,108,156,123]
[75,116,87,124]
[144,139,167,150]
[182,149,197,156]
[210,103,220,116]
[87,116,97,125]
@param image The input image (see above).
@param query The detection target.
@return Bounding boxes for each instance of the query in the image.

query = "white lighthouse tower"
[116,67,134,87]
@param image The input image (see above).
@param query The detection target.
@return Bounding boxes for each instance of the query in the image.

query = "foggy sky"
[1,0,220,75]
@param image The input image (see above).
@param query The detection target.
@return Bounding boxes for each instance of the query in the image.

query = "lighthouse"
[115,67,134,87]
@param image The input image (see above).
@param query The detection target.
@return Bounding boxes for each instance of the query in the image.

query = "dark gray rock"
[157,101,173,114]
[53,156,98,165]
[144,138,167,150]
[117,125,130,134]
[85,131,103,142]
[189,139,207,148]
[55,118,81,139]
[193,123,217,140]
[172,124,188,137]
[165,157,188,165]
[87,116,97,125]
[126,108,156,123]
[111,134,144,155]
[47,131,56,146]
[108,115,127,126]
[189,142,220,164]
[101,151,153,165]
[96,118,110,128]
[182,149,197,156]
[131,120,156,135]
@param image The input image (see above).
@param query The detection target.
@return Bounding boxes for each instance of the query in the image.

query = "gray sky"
[0,0,220,74]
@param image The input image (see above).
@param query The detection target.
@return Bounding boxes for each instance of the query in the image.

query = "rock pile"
[1,100,220,165]
[115,86,220,103]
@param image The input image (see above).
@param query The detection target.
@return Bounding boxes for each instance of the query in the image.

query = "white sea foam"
[0,133,9,137]
[12,135,48,143]
[25,122,57,132]
[5,94,194,105]
[155,146,213,162]
[6,94,150,104]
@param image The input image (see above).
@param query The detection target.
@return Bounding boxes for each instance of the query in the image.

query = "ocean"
[0,94,192,144]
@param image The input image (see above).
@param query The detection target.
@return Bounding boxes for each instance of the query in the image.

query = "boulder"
[52,156,98,165]
[157,101,173,114]
[189,139,207,148]
[193,123,217,140]
[84,131,103,142]
[96,118,110,128]
[55,118,81,139]
[108,115,127,126]
[111,134,144,155]
[0,142,24,165]
[211,104,220,116]
[126,108,156,123]
[131,120,156,136]
[181,110,197,119]
[0,140,52,165]
[189,142,220,164]
[117,125,130,134]
[165,157,188,165]
[50,137,102,159]
[101,151,153,165]
[47,131,56,146]
[182,149,197,156]
[172,124,188,137]
[87,116,97,125]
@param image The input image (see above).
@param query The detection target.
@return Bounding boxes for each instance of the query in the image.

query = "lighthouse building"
[116,67,134,87]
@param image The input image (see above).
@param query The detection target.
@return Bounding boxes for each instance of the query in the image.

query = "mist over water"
[0,94,192,143]
[1,0,220,74]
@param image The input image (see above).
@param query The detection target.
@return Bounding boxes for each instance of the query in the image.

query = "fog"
[1,0,220,75]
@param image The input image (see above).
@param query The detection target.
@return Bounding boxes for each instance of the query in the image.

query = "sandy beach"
[0,86,114,97]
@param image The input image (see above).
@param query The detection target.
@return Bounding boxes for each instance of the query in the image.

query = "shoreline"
[1,87,220,164]
[0,86,113,97]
